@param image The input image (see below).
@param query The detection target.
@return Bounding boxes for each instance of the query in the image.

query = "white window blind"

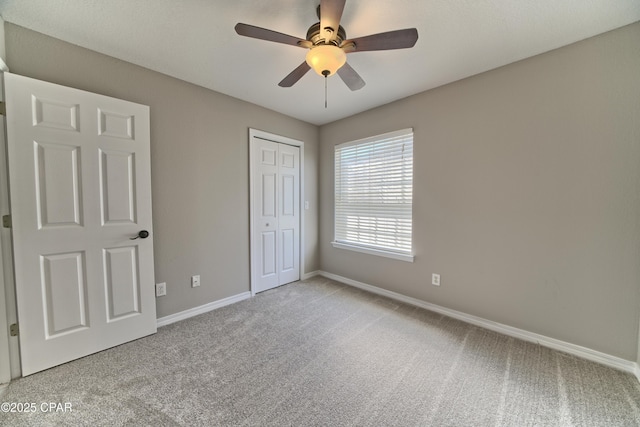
[334,128,413,256]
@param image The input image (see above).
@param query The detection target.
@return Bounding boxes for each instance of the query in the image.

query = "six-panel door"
[251,137,300,293]
[4,73,156,375]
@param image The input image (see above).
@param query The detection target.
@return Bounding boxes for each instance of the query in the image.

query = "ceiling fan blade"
[235,23,308,47]
[337,62,365,91]
[320,0,346,42]
[278,62,311,87]
[343,28,418,52]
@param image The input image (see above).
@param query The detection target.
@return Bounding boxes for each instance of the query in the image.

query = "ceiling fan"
[235,0,419,91]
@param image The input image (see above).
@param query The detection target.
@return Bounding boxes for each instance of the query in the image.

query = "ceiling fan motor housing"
[306,22,347,47]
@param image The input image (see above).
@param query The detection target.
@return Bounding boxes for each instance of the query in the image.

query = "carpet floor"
[2,277,640,426]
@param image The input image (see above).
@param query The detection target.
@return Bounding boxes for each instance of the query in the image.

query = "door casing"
[0,71,19,388]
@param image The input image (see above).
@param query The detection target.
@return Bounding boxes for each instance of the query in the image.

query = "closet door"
[276,143,300,286]
[250,131,300,294]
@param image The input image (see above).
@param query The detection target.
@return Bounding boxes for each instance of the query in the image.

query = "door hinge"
[0,102,5,116]
[9,323,18,337]
[2,215,10,228]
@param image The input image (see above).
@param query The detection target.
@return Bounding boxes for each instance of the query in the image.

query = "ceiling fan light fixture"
[305,44,346,77]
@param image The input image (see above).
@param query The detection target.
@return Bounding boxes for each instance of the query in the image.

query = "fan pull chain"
[322,70,330,109]
[324,75,328,108]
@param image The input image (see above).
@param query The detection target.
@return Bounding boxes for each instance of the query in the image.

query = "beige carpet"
[2,277,640,426]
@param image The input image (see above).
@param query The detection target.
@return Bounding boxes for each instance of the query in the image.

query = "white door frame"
[0,29,17,394]
[0,70,19,392]
[0,109,13,394]
[249,128,304,296]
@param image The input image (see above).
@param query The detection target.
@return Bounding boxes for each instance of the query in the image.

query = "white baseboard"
[302,270,320,280]
[318,271,639,377]
[156,292,251,328]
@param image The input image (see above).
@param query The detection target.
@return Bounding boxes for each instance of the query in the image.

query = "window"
[333,128,414,262]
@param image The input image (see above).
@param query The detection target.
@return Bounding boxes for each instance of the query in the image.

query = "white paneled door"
[251,131,300,294]
[4,73,156,375]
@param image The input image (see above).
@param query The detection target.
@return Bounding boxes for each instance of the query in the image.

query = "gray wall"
[5,23,320,318]
[0,17,5,61]
[319,22,640,361]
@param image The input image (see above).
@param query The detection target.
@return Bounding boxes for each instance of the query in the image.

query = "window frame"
[332,128,414,263]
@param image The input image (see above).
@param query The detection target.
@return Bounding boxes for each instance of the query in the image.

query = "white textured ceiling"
[1,0,639,125]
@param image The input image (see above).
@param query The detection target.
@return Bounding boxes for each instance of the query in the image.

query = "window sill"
[331,242,414,263]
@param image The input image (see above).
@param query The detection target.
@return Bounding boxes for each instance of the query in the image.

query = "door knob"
[130,230,150,240]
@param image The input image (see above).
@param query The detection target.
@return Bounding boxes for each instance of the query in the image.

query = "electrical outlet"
[432,274,441,286]
[191,275,201,288]
[156,282,167,297]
